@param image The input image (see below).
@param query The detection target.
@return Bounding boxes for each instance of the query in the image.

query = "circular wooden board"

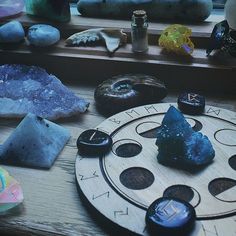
[75,103,236,235]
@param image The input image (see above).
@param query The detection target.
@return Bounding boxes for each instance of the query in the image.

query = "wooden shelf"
[1,13,235,93]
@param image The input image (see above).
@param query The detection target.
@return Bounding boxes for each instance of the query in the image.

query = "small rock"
[178,92,205,115]
[27,24,60,47]
[0,21,25,43]
[146,197,196,235]
[156,106,215,167]
[77,129,112,156]
[0,113,70,169]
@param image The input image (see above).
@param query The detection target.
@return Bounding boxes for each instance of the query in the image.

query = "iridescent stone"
[27,24,60,47]
[159,24,194,55]
[0,113,70,168]
[25,0,71,23]
[156,106,215,168]
[0,167,24,213]
[0,21,25,43]
[0,64,89,120]
[0,0,24,20]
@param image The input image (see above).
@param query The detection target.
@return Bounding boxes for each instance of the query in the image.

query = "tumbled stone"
[0,113,70,168]
[25,0,70,23]
[146,197,196,235]
[27,24,60,47]
[156,106,215,167]
[77,129,112,156]
[0,167,24,213]
[0,21,25,43]
[0,64,89,120]
[178,92,205,115]
[0,0,24,20]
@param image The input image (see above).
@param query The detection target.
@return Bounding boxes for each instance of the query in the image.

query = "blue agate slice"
[156,106,215,168]
[0,113,70,168]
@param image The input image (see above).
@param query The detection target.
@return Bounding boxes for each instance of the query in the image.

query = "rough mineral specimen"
[27,24,60,47]
[25,0,71,22]
[0,113,70,168]
[156,106,215,167]
[159,25,194,55]
[0,0,24,20]
[0,64,89,120]
[0,167,24,213]
[0,21,25,43]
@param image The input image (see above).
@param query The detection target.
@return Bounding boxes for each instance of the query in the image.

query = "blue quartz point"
[156,106,215,167]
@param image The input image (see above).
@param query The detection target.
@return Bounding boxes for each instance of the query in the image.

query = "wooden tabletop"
[0,84,236,236]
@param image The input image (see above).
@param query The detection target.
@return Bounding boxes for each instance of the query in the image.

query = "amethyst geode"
[0,64,89,120]
[156,106,215,168]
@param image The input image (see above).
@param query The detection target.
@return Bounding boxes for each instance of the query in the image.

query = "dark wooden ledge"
[1,13,236,93]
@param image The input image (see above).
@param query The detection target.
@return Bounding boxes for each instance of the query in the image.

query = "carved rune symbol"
[188,93,199,103]
[144,105,158,114]
[109,118,121,125]
[206,108,221,116]
[92,191,110,200]
[125,109,140,118]
[79,171,99,181]
[157,200,180,221]
[114,207,129,218]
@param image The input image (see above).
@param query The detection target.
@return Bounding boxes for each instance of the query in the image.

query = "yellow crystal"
[159,24,194,55]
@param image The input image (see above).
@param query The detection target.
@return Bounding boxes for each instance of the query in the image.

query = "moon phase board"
[75,103,236,235]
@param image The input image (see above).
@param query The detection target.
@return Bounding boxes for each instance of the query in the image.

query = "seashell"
[94,74,167,115]
[65,28,127,54]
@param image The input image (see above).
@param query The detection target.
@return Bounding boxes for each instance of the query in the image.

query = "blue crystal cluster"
[156,106,215,167]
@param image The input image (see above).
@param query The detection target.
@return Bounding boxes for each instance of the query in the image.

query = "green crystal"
[25,0,71,22]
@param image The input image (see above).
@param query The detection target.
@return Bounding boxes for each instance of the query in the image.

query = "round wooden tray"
[75,103,236,235]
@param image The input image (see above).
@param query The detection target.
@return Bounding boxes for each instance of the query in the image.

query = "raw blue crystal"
[0,21,25,43]
[0,113,70,168]
[156,106,215,168]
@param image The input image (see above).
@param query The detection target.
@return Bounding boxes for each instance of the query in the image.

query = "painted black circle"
[136,121,161,138]
[208,178,236,202]
[163,185,194,203]
[229,155,236,171]
[120,167,154,190]
[188,118,203,132]
[113,139,142,158]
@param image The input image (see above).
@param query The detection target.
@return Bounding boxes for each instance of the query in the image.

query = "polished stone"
[178,92,205,115]
[0,113,70,169]
[27,24,60,47]
[77,129,112,156]
[0,21,25,43]
[25,0,70,22]
[0,0,24,19]
[146,197,196,235]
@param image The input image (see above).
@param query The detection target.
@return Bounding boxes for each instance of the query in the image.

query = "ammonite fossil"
[94,74,167,115]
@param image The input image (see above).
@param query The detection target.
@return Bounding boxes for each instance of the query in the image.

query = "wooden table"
[0,86,235,236]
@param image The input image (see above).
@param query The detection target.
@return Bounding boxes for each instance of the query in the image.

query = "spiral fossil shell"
[94,74,167,115]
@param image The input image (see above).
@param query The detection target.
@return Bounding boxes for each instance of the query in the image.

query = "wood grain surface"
[0,85,235,236]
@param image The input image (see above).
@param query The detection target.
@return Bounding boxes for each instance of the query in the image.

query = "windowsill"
[1,10,235,93]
